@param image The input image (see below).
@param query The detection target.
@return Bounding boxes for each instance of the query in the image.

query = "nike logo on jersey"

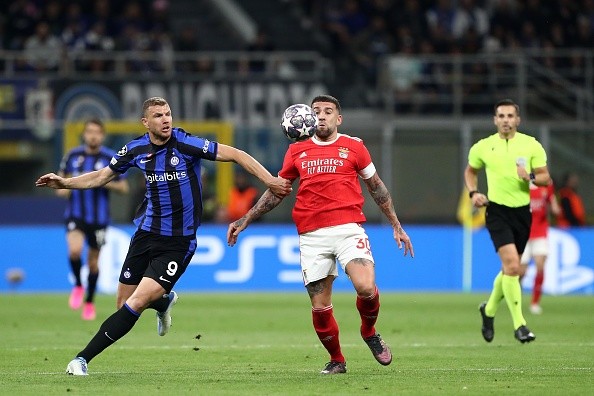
[140,158,153,164]
[159,276,171,283]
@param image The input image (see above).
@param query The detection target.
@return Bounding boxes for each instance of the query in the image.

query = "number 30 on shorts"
[166,261,178,276]
[356,238,370,250]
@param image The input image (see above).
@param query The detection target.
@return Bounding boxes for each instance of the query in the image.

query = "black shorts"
[66,218,107,250]
[119,230,197,293]
[485,202,531,254]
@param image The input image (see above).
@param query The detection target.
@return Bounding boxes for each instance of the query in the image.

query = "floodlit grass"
[0,292,592,395]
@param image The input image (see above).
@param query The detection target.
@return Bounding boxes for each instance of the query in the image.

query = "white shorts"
[298,223,375,285]
[521,237,548,264]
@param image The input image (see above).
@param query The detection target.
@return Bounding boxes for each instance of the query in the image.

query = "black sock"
[77,304,140,363]
[70,258,82,286]
[147,293,169,312]
[86,272,99,303]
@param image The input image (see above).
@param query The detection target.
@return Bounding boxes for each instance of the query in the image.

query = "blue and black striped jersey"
[109,127,218,237]
[59,146,120,227]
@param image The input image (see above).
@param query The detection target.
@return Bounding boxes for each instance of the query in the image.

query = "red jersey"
[279,133,375,234]
[529,183,555,238]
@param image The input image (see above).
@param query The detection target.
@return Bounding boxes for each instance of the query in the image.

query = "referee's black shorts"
[485,202,531,254]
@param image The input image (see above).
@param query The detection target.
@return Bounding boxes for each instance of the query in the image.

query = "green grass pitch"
[1,292,592,395]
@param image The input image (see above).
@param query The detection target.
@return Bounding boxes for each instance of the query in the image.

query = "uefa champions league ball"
[281,104,318,142]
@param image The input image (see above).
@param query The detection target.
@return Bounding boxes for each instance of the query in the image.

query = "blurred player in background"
[464,99,551,344]
[37,97,291,376]
[228,94,414,375]
[57,119,129,320]
[520,182,560,314]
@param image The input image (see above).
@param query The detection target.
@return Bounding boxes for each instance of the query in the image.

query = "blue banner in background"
[1,225,593,294]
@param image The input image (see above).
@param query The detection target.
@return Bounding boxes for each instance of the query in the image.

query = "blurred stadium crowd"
[299,0,594,85]
[2,0,593,76]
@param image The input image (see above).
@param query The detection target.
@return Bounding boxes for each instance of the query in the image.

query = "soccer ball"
[281,104,318,142]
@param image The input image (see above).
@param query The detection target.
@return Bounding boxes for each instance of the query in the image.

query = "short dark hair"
[84,118,105,133]
[494,99,520,115]
[311,95,341,113]
[142,97,169,117]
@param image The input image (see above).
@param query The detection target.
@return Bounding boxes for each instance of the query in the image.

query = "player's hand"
[471,192,489,207]
[393,226,414,258]
[227,218,248,247]
[267,176,292,198]
[516,164,530,181]
[35,173,66,189]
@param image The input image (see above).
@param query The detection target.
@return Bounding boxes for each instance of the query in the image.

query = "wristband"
[469,190,479,198]
[529,173,535,181]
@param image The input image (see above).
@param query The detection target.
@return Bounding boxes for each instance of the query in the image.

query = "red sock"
[532,271,544,305]
[356,286,380,339]
[312,306,344,363]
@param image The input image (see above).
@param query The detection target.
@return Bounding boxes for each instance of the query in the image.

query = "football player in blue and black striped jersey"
[57,119,129,321]
[37,96,292,375]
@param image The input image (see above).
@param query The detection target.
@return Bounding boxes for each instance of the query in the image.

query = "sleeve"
[356,141,375,179]
[531,139,547,169]
[468,140,484,169]
[278,147,299,181]
[109,144,135,174]
[178,130,218,161]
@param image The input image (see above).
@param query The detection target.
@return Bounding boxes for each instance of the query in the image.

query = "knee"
[356,283,376,298]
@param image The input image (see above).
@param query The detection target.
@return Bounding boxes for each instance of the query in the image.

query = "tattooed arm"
[227,189,285,247]
[363,173,414,257]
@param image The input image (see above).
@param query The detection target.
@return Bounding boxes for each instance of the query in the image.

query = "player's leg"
[82,248,100,320]
[67,230,156,374]
[69,277,165,371]
[531,254,546,314]
[300,228,345,374]
[308,276,346,374]
[346,258,392,366]
[66,226,85,310]
[499,243,535,342]
[339,223,391,366]
[80,227,106,320]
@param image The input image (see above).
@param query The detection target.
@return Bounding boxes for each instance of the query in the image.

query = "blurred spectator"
[77,21,116,73]
[352,15,394,84]
[90,0,116,34]
[452,0,490,41]
[488,0,518,35]
[426,0,456,53]
[225,170,259,222]
[23,21,63,71]
[42,1,64,36]
[556,172,587,227]
[6,0,40,50]
[324,0,369,52]
[174,26,201,72]
[245,28,276,74]
[386,0,428,40]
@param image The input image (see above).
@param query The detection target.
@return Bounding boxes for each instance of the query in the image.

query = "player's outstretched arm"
[105,178,130,194]
[363,172,414,258]
[227,189,285,247]
[36,166,118,190]
[216,144,292,198]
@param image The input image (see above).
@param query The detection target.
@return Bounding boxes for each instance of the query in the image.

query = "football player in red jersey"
[520,182,560,314]
[228,94,413,375]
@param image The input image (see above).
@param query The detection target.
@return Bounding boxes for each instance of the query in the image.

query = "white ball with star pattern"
[281,104,318,142]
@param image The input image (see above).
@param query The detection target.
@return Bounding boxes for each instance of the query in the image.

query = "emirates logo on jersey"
[338,147,349,159]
